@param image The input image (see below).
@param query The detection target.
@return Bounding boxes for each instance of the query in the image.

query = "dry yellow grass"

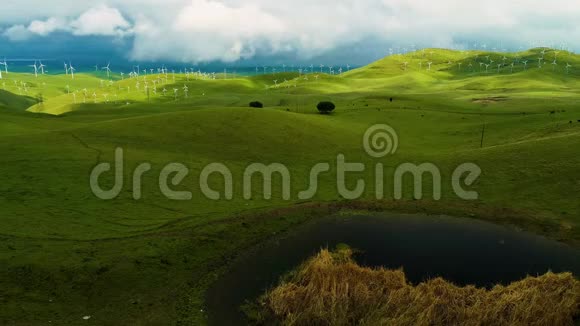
[259,249,580,326]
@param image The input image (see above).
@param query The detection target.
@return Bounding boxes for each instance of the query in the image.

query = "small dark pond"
[206,213,580,325]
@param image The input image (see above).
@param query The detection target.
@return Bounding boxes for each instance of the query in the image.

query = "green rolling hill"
[0,48,579,325]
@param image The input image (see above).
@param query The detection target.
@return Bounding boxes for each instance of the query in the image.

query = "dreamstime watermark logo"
[363,124,398,158]
[89,124,481,201]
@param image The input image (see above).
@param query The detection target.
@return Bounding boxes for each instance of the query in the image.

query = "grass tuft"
[258,249,580,326]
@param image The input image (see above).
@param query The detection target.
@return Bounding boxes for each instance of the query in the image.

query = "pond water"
[205,213,580,325]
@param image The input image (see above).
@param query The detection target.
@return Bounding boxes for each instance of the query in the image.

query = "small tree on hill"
[36,93,44,108]
[317,101,335,114]
[249,101,263,108]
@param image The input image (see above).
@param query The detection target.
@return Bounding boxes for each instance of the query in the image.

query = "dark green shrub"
[317,101,335,114]
[249,101,263,108]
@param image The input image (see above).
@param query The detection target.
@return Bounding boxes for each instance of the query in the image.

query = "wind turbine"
[565,63,572,74]
[427,62,433,71]
[69,63,75,79]
[29,61,38,77]
[522,60,528,70]
[183,85,189,98]
[0,58,8,75]
[38,61,46,75]
[551,59,558,71]
[64,62,69,75]
[102,62,112,78]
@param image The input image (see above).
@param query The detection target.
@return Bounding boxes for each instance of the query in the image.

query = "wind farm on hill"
[0,47,577,116]
[1,47,580,325]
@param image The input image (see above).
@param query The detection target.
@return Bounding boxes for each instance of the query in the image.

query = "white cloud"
[2,5,132,42]
[127,0,580,62]
[130,0,286,62]
[3,25,33,41]
[2,0,580,61]
[70,5,132,37]
[28,17,67,36]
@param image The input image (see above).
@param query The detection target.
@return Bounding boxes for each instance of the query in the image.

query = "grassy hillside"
[0,48,579,325]
[0,89,36,112]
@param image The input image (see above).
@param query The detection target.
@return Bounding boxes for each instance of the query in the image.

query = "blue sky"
[1,1,579,67]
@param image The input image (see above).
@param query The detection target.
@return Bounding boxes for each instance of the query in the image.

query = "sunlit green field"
[1,48,579,324]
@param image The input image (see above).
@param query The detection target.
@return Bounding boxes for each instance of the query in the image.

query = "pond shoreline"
[203,207,580,325]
